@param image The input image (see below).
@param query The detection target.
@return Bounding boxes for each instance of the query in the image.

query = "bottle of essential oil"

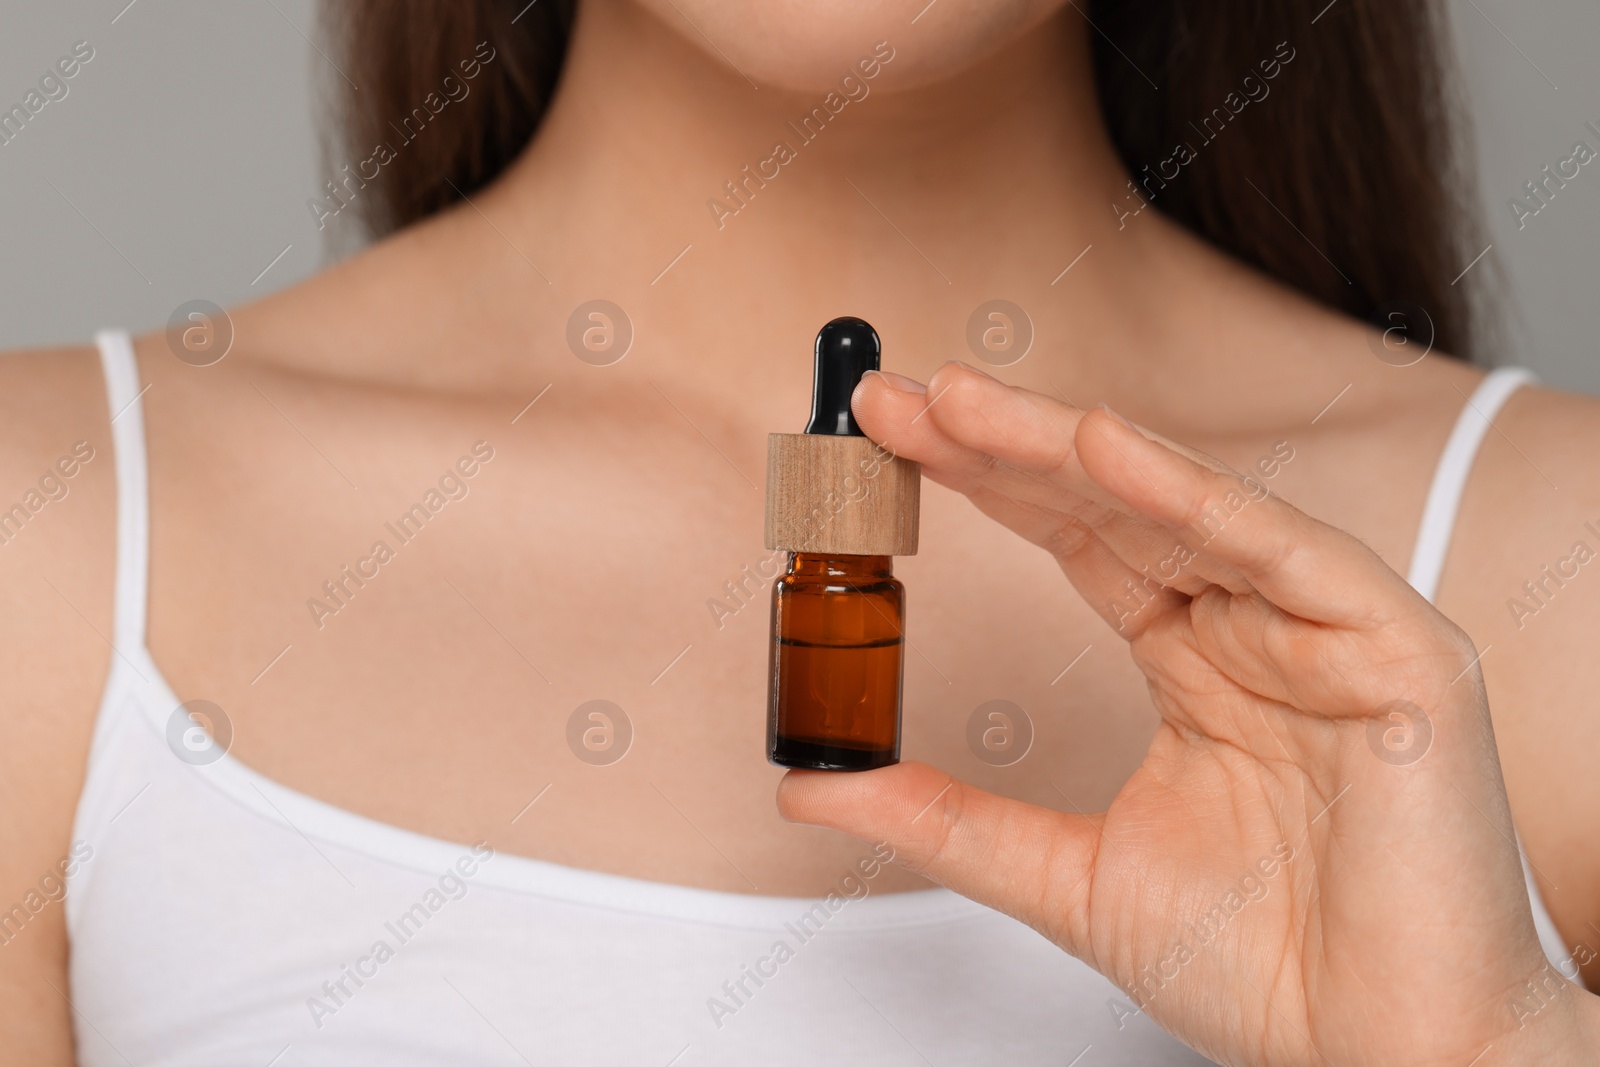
[764,318,920,771]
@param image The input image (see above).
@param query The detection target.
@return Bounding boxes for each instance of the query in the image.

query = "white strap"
[1406,366,1538,604]
[1406,368,1575,975]
[94,329,150,651]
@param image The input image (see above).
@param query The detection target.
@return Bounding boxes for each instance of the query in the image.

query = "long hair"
[323,0,1487,361]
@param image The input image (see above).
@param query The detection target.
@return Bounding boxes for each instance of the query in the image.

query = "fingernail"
[1099,402,1136,430]
[869,369,927,395]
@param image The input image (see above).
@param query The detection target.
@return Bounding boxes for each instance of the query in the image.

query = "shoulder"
[0,339,117,712]
[0,341,118,575]
[0,341,117,1058]
[1437,372,1600,980]
[1443,373,1600,652]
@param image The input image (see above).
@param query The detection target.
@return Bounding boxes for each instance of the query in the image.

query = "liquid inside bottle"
[767,552,904,771]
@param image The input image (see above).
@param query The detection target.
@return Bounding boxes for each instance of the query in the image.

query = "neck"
[493,4,1174,363]
[270,2,1213,406]
[513,2,1121,249]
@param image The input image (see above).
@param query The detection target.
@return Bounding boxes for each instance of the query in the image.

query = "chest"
[139,374,1424,892]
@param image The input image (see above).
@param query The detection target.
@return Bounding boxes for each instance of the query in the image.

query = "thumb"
[776,760,1101,956]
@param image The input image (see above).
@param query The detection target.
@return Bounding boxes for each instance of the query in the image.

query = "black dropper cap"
[804,317,881,437]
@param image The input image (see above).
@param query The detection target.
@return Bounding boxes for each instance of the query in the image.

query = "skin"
[2,0,1598,1061]
[784,366,1600,1063]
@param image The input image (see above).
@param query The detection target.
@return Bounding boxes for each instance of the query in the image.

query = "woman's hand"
[776,362,1599,1066]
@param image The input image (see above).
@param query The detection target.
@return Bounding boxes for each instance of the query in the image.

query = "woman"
[3,0,1597,1062]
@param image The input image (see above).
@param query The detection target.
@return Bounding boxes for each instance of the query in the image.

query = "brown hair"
[325,0,1486,360]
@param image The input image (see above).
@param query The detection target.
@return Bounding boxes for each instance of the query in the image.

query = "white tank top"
[62,331,1568,1066]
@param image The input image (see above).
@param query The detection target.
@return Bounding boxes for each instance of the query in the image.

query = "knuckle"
[1042,435,1081,484]
[908,779,965,877]
[1177,477,1234,532]
[973,449,1006,475]
[1252,524,1301,577]
[1041,517,1094,558]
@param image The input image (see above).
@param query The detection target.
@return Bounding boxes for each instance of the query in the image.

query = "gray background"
[1,0,1596,389]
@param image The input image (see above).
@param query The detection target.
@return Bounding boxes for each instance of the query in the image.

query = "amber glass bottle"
[763,317,919,772]
[768,552,905,770]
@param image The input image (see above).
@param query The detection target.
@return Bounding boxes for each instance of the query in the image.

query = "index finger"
[852,363,1123,518]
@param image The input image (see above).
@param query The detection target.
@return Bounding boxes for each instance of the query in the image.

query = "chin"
[626,0,1071,94]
